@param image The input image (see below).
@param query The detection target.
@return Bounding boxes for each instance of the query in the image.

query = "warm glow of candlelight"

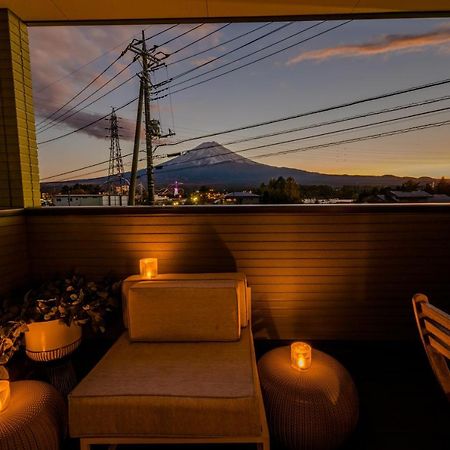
[0,380,10,412]
[139,258,158,279]
[290,342,312,371]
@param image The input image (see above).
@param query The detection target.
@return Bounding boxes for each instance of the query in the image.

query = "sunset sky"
[29,18,450,182]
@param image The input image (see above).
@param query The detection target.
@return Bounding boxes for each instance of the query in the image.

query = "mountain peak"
[160,141,257,168]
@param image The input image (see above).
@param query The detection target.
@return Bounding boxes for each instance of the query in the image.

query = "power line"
[165,22,295,83]
[40,152,134,181]
[36,22,201,134]
[168,21,322,87]
[155,94,450,158]
[38,22,274,137]
[37,24,213,142]
[42,95,450,182]
[37,60,138,134]
[152,21,350,99]
[37,94,139,146]
[35,21,335,146]
[43,152,154,184]
[157,75,450,148]
[37,67,450,150]
[168,22,272,66]
[169,23,232,56]
[36,52,127,129]
[35,24,179,95]
[156,105,450,169]
[157,24,206,46]
[156,119,450,174]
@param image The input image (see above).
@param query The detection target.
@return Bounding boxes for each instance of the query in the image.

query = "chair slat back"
[412,293,450,401]
[424,320,450,352]
[422,303,450,332]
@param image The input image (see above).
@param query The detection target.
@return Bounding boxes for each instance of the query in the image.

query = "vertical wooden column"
[0,9,40,208]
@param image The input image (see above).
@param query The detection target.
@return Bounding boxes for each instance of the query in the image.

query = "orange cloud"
[286,25,450,65]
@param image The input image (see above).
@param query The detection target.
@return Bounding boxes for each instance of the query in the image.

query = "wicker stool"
[0,380,66,450]
[258,346,359,450]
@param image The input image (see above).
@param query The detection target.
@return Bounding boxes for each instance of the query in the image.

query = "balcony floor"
[61,337,449,450]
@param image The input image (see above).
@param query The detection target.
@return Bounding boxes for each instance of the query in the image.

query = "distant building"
[223,192,260,204]
[388,190,450,203]
[388,190,433,202]
[53,194,128,206]
[362,190,450,204]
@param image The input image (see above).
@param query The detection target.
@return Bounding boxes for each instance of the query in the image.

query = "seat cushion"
[127,280,240,342]
[69,328,261,438]
[122,273,249,329]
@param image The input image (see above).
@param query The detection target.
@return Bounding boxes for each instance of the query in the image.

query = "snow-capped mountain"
[43,141,434,189]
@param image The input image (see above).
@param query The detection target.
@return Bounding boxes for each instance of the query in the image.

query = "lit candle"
[0,380,10,412]
[139,258,158,279]
[290,342,312,371]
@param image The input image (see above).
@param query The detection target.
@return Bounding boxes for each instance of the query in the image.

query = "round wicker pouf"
[0,380,66,450]
[258,346,359,450]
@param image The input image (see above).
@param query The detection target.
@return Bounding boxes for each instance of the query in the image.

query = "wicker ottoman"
[0,380,66,450]
[258,346,359,450]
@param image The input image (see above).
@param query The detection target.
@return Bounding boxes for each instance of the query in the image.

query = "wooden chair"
[412,293,450,401]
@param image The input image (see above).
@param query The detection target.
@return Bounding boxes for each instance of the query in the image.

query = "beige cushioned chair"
[69,273,269,450]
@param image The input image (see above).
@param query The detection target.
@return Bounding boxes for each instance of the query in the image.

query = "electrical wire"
[169,23,232,56]
[156,75,450,148]
[35,24,180,94]
[157,24,206,47]
[37,60,138,134]
[168,22,272,66]
[36,52,127,128]
[35,21,336,144]
[155,94,450,158]
[37,95,139,146]
[165,22,295,83]
[153,21,350,99]
[156,105,450,169]
[41,95,450,181]
[156,119,450,174]
[36,24,217,137]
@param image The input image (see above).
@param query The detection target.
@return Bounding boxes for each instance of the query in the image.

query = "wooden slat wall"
[0,210,28,296]
[26,206,450,340]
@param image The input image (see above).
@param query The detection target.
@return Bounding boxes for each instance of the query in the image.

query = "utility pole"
[127,31,174,205]
[128,78,144,206]
[106,107,124,205]
[141,31,155,205]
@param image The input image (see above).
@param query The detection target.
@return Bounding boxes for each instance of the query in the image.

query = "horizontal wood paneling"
[0,209,28,296]
[25,206,450,340]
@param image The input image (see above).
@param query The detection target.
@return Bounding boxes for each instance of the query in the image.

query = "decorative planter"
[0,380,10,412]
[25,320,82,362]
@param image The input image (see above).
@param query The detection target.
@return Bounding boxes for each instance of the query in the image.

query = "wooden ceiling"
[0,1,449,25]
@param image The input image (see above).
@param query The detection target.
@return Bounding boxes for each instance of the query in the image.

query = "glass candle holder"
[290,342,312,371]
[139,258,158,279]
[0,380,10,412]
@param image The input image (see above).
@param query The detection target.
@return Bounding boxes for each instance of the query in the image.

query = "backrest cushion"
[156,273,249,327]
[122,273,249,328]
[127,280,241,342]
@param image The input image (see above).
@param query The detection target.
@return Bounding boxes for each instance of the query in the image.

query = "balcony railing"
[1,204,449,340]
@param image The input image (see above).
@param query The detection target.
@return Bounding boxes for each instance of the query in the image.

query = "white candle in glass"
[290,342,312,371]
[139,258,158,279]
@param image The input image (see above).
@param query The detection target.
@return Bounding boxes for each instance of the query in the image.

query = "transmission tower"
[106,107,125,205]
